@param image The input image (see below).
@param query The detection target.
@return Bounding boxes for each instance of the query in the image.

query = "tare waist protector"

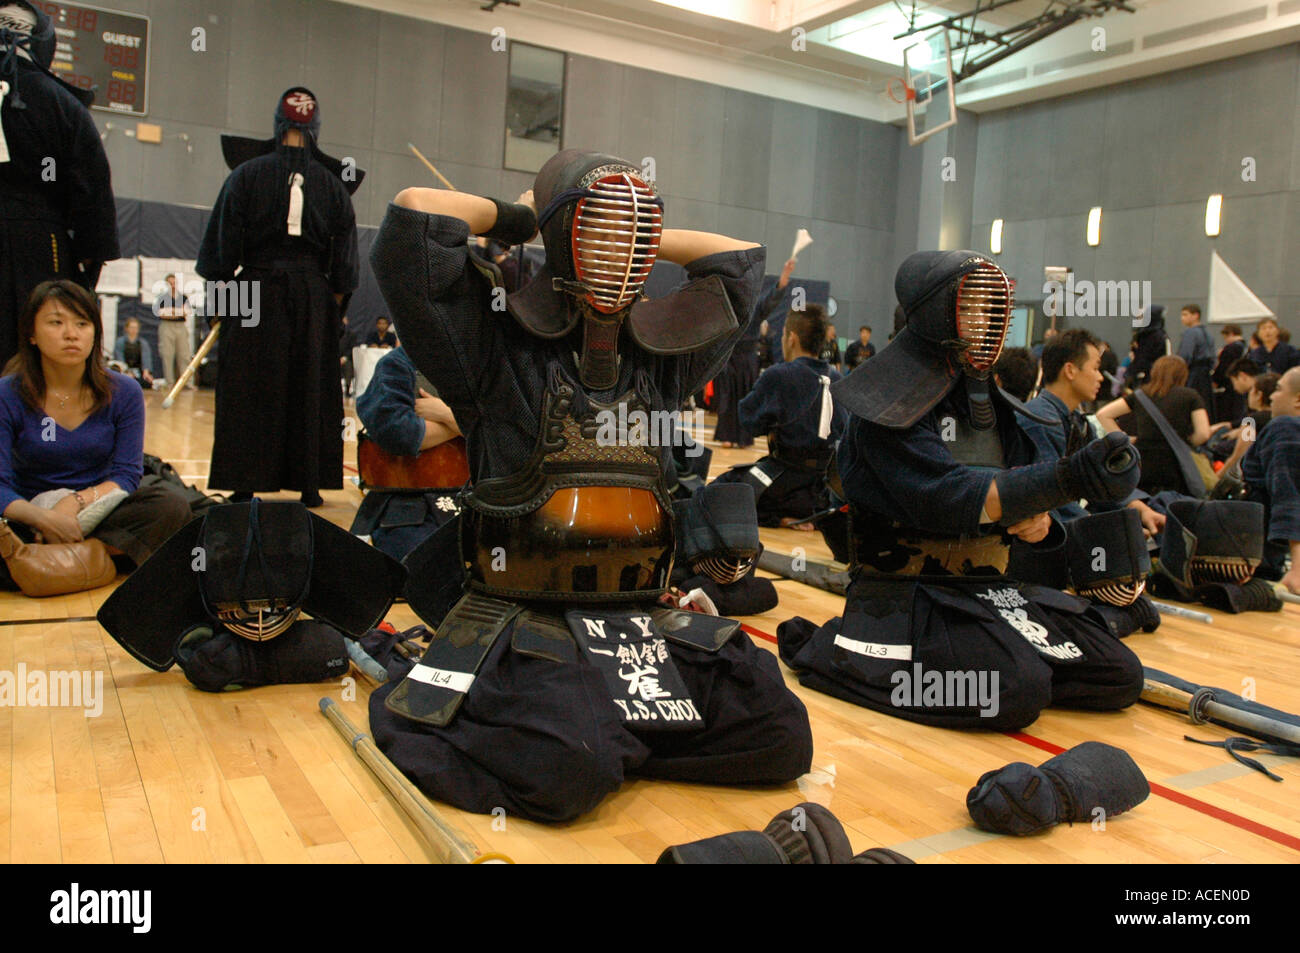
[461,377,675,601]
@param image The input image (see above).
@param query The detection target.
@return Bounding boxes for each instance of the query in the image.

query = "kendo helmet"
[534,149,664,314]
[273,86,322,144]
[0,2,54,70]
[0,1,92,105]
[219,86,365,193]
[832,250,1013,429]
[505,148,744,391]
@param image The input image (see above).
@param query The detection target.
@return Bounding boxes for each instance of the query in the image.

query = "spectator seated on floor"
[0,281,191,593]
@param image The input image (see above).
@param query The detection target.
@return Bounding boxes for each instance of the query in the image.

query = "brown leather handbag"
[0,520,117,597]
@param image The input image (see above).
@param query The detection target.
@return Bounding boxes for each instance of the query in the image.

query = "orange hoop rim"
[886,77,916,104]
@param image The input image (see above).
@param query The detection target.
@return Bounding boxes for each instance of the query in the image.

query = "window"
[505,43,565,173]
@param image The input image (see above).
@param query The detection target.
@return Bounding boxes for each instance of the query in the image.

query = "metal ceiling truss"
[895,0,1138,89]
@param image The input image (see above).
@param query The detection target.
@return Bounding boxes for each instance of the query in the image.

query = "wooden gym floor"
[2,387,1297,864]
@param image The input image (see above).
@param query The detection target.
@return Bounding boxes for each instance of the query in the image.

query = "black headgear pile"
[832,250,1012,429]
[97,500,405,675]
[1065,508,1151,607]
[1152,500,1280,613]
[673,483,762,586]
[218,86,366,194]
[505,149,740,390]
[0,1,94,106]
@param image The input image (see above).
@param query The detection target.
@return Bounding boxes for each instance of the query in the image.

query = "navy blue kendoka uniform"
[713,355,846,525]
[1242,414,1300,582]
[365,198,812,824]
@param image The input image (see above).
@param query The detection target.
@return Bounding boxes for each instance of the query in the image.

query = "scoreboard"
[33,2,150,116]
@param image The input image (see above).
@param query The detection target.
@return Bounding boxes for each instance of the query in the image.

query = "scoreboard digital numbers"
[33,2,150,116]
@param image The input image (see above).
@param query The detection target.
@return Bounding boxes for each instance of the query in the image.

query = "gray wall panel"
[1046,92,1106,216]
[1280,193,1300,296]
[563,56,623,153]
[720,90,774,211]
[1100,79,1167,211]
[303,3,379,151]
[369,150,425,224]
[1221,46,1296,199]
[1156,73,1229,207]
[671,80,725,203]
[763,212,808,272]
[135,120,231,210]
[499,170,537,204]
[438,29,508,168]
[971,113,1007,227]
[373,16,446,160]
[859,121,901,231]
[1147,202,1206,301]
[1093,206,1155,290]
[806,219,858,309]
[853,227,895,326]
[618,67,678,192]
[938,110,979,251]
[812,110,862,225]
[767,100,818,218]
[662,196,719,233]
[1213,193,1286,298]
[147,1,234,122]
[1000,104,1052,220]
[715,206,769,248]
[226,0,310,132]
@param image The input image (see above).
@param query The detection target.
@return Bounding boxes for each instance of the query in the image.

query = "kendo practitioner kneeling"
[366,150,813,823]
[779,251,1145,731]
[712,302,847,528]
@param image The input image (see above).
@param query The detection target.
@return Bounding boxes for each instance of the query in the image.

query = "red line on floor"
[738,623,1300,855]
[740,623,777,644]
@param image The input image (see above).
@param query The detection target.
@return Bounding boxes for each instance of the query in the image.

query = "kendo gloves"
[996,432,1140,526]
[657,802,914,864]
[967,742,1150,836]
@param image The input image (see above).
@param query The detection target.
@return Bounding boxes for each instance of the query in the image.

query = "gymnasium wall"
[968,43,1300,352]
[90,0,903,337]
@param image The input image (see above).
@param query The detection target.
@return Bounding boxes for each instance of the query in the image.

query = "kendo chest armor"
[944,413,1006,470]
[461,374,674,601]
[851,414,1010,577]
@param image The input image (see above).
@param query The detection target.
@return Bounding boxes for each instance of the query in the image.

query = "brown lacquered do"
[468,486,673,598]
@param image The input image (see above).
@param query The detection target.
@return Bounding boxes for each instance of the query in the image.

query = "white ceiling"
[347,0,1300,121]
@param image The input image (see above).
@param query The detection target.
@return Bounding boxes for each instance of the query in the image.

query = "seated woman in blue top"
[0,281,191,589]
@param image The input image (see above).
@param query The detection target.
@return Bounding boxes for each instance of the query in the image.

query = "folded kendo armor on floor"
[1006,509,1160,637]
[97,501,405,688]
[670,484,778,617]
[1150,500,1280,613]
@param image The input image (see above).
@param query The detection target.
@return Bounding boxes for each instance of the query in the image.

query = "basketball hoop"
[886,77,916,104]
[902,29,958,145]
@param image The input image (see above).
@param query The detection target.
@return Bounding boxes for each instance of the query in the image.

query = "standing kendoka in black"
[366,150,812,823]
[779,251,1146,731]
[0,2,118,367]
[196,88,360,505]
